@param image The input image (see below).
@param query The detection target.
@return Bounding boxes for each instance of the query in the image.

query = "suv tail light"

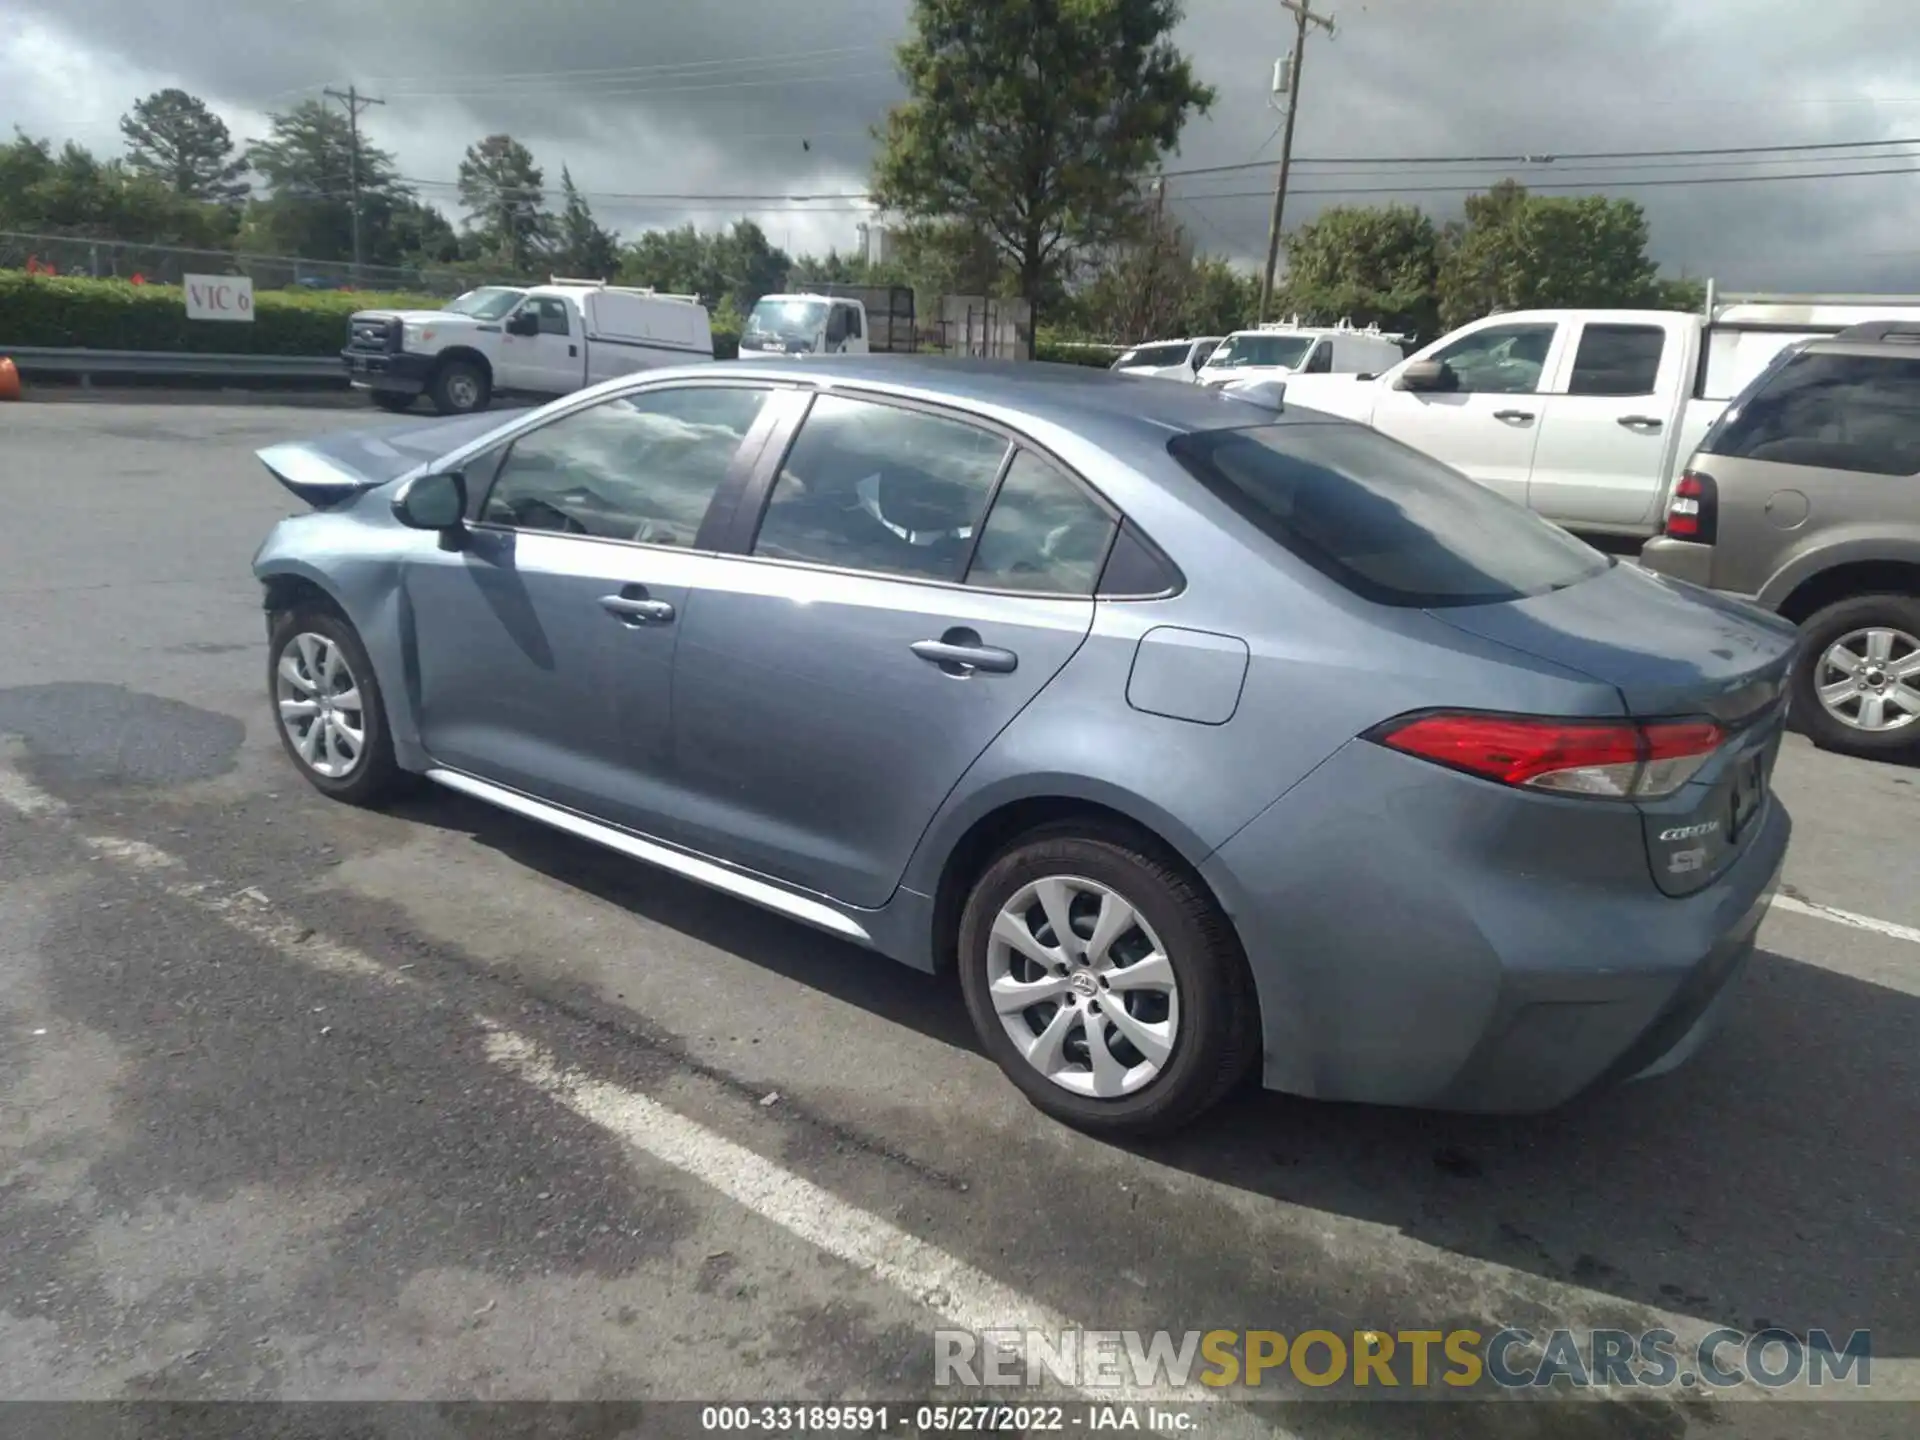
[1664,469,1718,543]
[1372,712,1725,799]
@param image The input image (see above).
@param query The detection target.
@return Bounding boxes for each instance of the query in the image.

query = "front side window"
[480,386,770,546]
[966,450,1117,596]
[1428,322,1557,395]
[1703,351,1920,476]
[1568,324,1664,397]
[752,395,1010,581]
[534,297,571,336]
[1168,421,1609,608]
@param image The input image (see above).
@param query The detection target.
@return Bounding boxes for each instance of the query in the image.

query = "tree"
[458,134,550,273]
[618,219,790,311]
[553,166,619,278]
[1436,180,1662,328]
[120,89,249,204]
[246,101,406,261]
[0,131,236,250]
[872,0,1214,340]
[709,219,791,313]
[1279,203,1439,339]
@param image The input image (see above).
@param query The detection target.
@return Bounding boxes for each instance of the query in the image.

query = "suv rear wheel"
[1792,593,1920,758]
[957,825,1258,1136]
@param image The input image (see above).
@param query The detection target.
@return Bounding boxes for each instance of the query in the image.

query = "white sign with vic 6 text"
[184,274,254,322]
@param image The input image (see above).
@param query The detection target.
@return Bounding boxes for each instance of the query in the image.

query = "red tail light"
[1373,712,1725,799]
[1664,470,1718,543]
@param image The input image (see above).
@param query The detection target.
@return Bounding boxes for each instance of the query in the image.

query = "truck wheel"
[429,359,490,416]
[371,390,415,414]
[1791,593,1920,760]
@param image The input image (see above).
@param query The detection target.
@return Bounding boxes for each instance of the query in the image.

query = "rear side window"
[752,395,1010,581]
[1568,324,1663,396]
[1703,351,1920,476]
[965,450,1117,596]
[534,297,571,336]
[1302,341,1333,374]
[1168,423,1610,608]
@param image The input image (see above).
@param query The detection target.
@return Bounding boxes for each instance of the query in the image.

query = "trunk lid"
[1428,558,1797,721]
[257,412,506,508]
[1429,559,1797,897]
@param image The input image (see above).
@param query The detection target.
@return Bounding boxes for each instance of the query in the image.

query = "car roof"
[695,355,1310,440]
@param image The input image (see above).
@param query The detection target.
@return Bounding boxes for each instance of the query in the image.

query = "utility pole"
[1257,0,1335,323]
[323,84,385,284]
[1139,174,1167,341]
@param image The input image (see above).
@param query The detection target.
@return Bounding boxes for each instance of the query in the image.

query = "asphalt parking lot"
[2,401,1917,1438]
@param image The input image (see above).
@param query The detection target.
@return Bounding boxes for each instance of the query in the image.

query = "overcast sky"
[4,0,1917,291]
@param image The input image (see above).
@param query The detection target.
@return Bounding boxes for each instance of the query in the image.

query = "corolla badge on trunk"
[1661,820,1722,842]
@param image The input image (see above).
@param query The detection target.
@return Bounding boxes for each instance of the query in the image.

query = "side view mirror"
[1356,372,1377,382]
[507,311,540,337]
[392,470,468,543]
[1395,358,1457,393]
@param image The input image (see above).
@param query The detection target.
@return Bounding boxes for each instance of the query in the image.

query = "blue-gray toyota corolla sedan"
[252,357,1796,1136]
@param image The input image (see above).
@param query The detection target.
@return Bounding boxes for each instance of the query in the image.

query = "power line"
[358,44,886,87]
[381,69,897,101]
[1165,160,1920,204]
[1163,133,1920,181]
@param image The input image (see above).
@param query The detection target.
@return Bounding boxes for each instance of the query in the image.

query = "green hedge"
[0,271,450,355]
[1,270,742,362]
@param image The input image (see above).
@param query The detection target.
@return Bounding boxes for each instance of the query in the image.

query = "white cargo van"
[1197,319,1408,389]
[342,278,713,415]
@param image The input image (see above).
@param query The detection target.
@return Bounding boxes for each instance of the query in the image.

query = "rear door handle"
[1493,409,1535,423]
[911,638,1018,675]
[1617,414,1664,431]
[600,593,676,625]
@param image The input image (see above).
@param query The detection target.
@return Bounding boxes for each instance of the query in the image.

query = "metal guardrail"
[0,346,344,385]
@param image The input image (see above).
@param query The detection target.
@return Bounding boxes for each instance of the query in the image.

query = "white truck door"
[1525,318,1681,531]
[499,296,581,393]
[1366,318,1564,506]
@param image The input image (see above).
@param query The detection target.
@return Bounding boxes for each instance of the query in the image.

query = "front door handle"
[911,636,1018,676]
[1493,409,1536,423]
[600,593,675,625]
[1617,414,1664,431]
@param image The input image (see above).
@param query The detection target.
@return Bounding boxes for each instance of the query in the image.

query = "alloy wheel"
[1815,627,1920,733]
[276,632,366,778]
[985,874,1180,1099]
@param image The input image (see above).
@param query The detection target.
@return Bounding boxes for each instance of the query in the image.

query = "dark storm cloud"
[4,0,1916,285]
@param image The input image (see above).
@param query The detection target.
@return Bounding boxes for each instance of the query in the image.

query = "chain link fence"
[0,231,490,297]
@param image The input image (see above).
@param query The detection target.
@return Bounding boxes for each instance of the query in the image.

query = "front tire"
[957,826,1258,1137]
[267,607,405,806]
[1791,594,1920,759]
[429,358,490,416]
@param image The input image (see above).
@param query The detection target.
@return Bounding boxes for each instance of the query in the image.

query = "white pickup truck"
[1278,286,1920,536]
[342,279,714,415]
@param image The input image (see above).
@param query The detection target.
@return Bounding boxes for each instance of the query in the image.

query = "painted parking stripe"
[1772,893,1920,948]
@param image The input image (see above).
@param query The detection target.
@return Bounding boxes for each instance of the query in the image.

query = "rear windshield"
[1701,350,1920,476]
[1168,423,1610,608]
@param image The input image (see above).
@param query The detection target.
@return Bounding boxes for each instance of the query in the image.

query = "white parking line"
[1772,894,1920,948]
[0,761,1286,1432]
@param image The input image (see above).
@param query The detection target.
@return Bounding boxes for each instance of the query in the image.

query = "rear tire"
[429,358,490,416]
[371,390,416,413]
[1790,593,1920,760]
[267,607,406,807]
[957,825,1258,1138]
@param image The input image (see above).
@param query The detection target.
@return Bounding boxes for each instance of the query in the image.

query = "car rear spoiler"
[256,442,388,509]
[255,411,510,509]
